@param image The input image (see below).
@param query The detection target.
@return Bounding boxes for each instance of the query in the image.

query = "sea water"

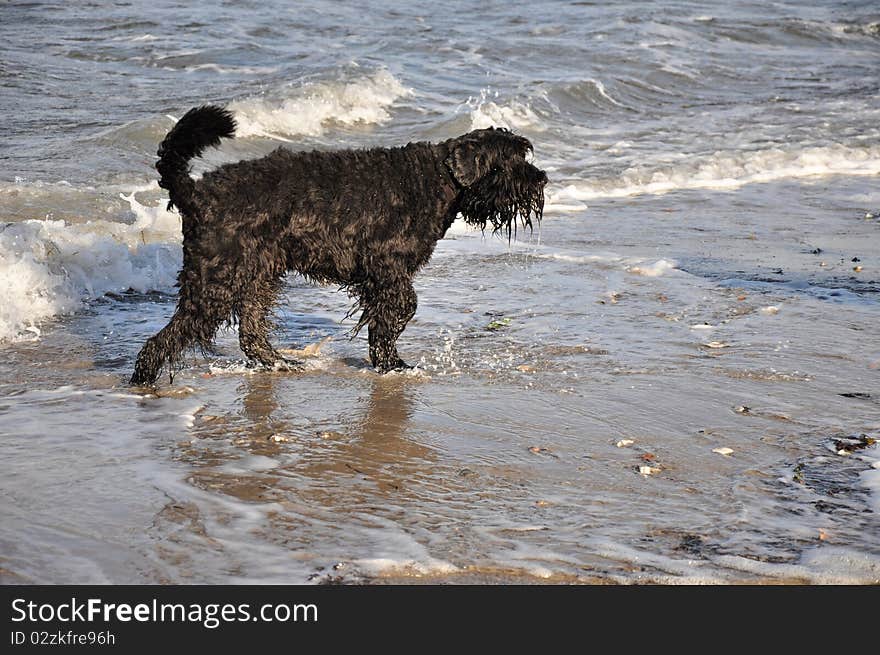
[1,0,878,583]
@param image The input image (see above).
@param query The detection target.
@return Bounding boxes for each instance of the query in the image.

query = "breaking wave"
[230,69,410,140]
[0,186,181,342]
[552,143,880,201]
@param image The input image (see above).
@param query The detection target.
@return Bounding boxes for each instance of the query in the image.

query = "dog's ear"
[445,128,533,187]
[445,134,491,187]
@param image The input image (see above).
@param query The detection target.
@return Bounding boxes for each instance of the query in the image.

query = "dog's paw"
[376,360,414,374]
[129,370,159,387]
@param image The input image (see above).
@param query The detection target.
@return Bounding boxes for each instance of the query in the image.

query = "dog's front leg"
[364,280,418,373]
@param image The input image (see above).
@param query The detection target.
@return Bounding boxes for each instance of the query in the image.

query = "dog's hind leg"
[130,280,232,385]
[363,279,418,373]
[238,277,302,371]
[130,312,201,385]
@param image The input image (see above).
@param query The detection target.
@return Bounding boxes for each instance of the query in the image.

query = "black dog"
[130,105,547,384]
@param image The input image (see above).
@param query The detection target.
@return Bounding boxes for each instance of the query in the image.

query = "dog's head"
[444,127,548,239]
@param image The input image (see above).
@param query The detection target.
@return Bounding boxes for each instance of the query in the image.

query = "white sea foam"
[230,69,410,140]
[352,557,459,578]
[464,88,544,131]
[553,143,880,200]
[712,547,880,584]
[0,188,182,342]
[627,259,677,276]
[584,78,627,108]
[112,33,159,42]
[537,252,618,264]
[543,200,587,214]
[184,63,279,75]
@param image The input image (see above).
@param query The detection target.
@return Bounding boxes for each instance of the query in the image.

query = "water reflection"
[291,374,438,500]
[180,371,438,505]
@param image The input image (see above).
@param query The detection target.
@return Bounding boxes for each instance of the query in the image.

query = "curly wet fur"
[130,105,547,385]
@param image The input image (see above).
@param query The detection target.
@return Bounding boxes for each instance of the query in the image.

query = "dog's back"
[193,143,459,284]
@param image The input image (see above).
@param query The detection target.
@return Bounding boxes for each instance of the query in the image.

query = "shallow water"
[1,1,879,583]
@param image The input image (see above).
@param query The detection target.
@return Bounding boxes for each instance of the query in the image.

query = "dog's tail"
[156,105,236,213]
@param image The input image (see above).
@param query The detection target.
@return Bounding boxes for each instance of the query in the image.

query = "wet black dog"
[130,105,547,384]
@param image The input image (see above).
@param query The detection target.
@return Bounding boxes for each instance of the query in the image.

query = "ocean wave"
[0,190,181,343]
[0,178,168,223]
[229,69,411,140]
[552,143,880,200]
[780,18,880,42]
[554,78,631,111]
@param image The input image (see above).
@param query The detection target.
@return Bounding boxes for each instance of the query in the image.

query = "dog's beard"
[458,162,546,240]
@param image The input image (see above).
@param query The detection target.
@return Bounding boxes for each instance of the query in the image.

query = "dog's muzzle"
[458,160,547,239]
